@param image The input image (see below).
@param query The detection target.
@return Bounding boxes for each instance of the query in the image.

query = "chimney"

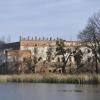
[35,36,37,40]
[43,37,45,40]
[28,36,30,40]
[39,37,41,40]
[49,37,52,41]
[53,38,55,41]
[32,37,34,40]
[19,36,22,41]
[23,37,26,40]
[57,37,59,41]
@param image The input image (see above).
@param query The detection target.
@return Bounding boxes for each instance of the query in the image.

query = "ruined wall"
[20,37,56,60]
[7,50,32,62]
[0,37,83,64]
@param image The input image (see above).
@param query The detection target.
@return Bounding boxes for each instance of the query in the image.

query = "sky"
[0,0,100,42]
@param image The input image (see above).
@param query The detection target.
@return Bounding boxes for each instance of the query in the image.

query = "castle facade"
[0,37,81,63]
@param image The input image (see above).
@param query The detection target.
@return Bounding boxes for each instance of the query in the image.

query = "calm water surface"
[0,83,100,100]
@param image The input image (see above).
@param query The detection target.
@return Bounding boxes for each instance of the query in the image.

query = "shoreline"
[0,74,100,84]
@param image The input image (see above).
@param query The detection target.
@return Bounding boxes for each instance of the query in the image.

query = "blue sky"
[0,0,100,42]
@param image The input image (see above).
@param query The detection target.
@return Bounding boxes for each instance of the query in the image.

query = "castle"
[0,36,80,63]
[0,36,95,73]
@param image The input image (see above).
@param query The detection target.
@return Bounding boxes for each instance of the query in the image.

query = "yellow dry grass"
[0,74,100,84]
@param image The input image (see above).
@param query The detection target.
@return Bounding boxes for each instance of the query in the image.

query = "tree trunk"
[62,55,66,73]
[62,66,66,73]
[95,53,99,74]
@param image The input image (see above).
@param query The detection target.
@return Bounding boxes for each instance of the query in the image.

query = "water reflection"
[57,89,83,93]
[0,83,99,100]
[59,84,100,91]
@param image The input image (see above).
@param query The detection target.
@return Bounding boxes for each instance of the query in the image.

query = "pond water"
[0,83,100,100]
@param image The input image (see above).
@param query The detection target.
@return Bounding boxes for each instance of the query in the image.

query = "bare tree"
[78,11,100,73]
[56,39,73,73]
[73,48,83,69]
[46,45,53,62]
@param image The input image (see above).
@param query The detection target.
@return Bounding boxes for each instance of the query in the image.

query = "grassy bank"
[0,74,100,84]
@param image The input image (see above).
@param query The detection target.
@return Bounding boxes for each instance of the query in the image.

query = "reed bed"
[0,74,100,84]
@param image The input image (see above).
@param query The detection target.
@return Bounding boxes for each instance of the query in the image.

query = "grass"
[0,74,100,84]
